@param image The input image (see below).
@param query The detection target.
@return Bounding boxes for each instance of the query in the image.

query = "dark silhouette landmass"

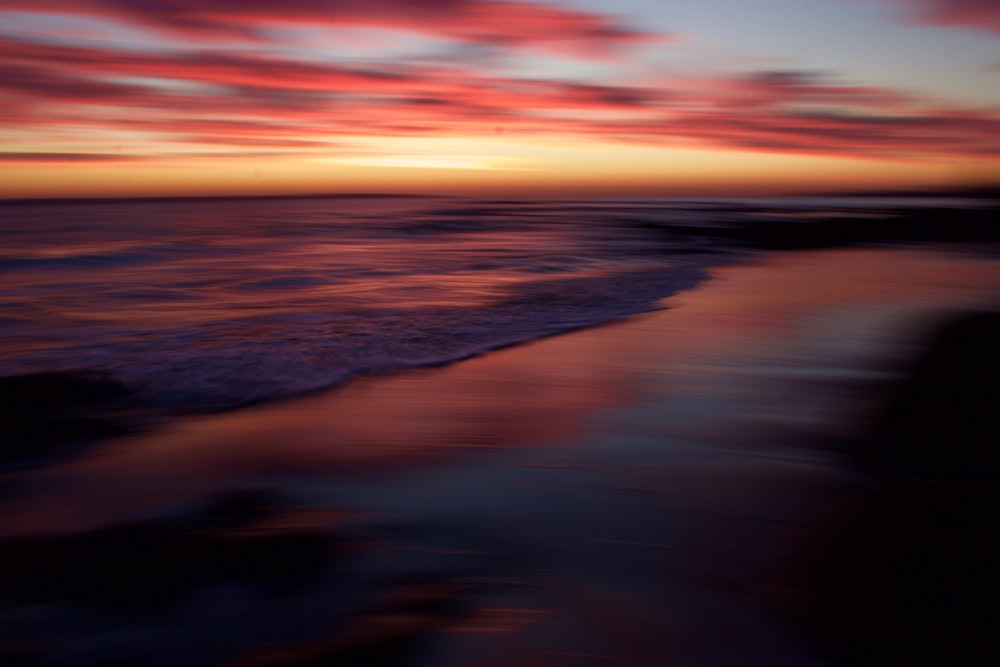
[859,311,1000,479]
[647,206,999,250]
[798,311,1000,667]
[808,182,1000,200]
[0,371,141,466]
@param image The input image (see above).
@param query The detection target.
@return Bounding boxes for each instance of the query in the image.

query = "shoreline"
[1,246,999,665]
[4,246,1000,531]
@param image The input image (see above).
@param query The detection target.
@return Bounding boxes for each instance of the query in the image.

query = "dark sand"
[2,247,999,666]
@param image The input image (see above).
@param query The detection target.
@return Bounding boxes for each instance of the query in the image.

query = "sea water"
[0,194,984,414]
[0,196,721,413]
[1,195,998,667]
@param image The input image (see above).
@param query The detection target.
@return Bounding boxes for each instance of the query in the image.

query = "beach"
[6,0,1000,660]
[2,244,998,666]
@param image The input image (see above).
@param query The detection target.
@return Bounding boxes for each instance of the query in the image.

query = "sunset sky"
[2,0,999,198]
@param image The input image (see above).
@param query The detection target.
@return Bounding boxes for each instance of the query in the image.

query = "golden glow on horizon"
[319,154,530,170]
[3,0,999,199]
[0,136,981,199]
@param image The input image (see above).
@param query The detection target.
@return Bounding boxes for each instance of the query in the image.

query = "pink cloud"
[716,71,916,111]
[2,0,659,57]
[0,34,660,130]
[669,108,1000,157]
[0,37,449,94]
[586,70,1000,158]
[2,33,998,162]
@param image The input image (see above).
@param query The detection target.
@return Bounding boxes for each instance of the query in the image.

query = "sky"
[1,0,999,198]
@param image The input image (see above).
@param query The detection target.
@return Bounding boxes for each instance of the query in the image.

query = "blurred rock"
[0,371,137,464]
[0,371,130,411]
[0,489,344,612]
[657,207,1000,251]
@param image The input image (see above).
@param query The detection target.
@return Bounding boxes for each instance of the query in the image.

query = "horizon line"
[1,183,997,206]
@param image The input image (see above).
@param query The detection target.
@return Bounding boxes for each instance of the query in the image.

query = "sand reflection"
[2,248,998,536]
[0,313,651,534]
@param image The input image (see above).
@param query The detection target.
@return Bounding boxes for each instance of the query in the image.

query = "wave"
[8,194,983,424]
[41,264,710,414]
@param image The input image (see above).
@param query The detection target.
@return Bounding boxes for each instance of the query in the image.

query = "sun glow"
[325,155,525,170]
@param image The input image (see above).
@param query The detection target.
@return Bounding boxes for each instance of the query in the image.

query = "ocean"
[2,195,725,415]
[1,194,999,666]
[0,193,984,419]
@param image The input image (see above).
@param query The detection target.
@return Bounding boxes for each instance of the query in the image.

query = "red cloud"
[2,32,998,162]
[0,34,657,131]
[2,0,658,57]
[0,37,452,94]
[666,109,1000,157]
[0,61,150,102]
[717,71,915,111]
[862,0,1000,34]
[587,70,1000,158]
[921,0,1000,31]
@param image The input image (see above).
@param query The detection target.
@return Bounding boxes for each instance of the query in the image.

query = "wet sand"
[2,247,999,666]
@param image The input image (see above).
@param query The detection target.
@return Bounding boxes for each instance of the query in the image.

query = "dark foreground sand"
[1,247,999,666]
